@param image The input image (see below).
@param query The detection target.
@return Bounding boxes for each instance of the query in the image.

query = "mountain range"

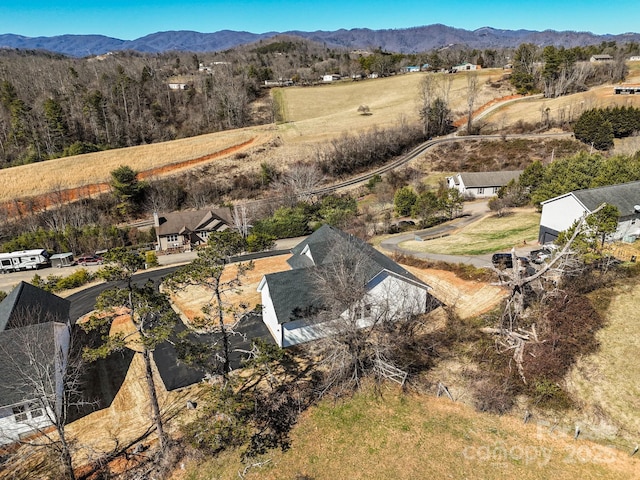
[1,24,639,57]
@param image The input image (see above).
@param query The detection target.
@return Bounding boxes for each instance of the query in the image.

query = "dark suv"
[492,253,529,269]
[492,253,513,269]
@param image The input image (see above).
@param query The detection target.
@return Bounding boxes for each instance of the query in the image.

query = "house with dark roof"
[538,181,640,244]
[0,282,71,445]
[257,225,438,348]
[446,171,523,198]
[153,208,233,252]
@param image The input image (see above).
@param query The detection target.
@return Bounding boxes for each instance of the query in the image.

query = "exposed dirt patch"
[169,255,291,326]
[169,254,506,324]
[405,265,506,319]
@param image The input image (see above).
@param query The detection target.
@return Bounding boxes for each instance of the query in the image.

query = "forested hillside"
[0,49,268,167]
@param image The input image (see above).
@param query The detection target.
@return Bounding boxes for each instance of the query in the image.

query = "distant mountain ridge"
[1,24,639,57]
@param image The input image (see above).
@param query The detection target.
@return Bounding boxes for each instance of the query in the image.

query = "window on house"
[477,187,484,194]
[353,303,372,319]
[12,405,28,422]
[493,187,499,194]
[167,234,178,243]
[29,403,44,418]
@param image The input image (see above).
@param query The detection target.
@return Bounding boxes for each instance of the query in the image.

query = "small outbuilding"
[50,253,75,268]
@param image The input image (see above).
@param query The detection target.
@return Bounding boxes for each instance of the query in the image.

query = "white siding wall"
[0,405,54,445]
[258,282,283,347]
[367,273,428,320]
[540,195,587,235]
[279,273,429,348]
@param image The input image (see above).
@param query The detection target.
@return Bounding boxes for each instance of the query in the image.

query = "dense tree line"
[515,151,640,207]
[510,41,633,97]
[0,49,262,166]
[314,122,425,177]
[573,106,640,150]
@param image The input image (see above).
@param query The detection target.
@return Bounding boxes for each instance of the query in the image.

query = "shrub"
[145,250,159,268]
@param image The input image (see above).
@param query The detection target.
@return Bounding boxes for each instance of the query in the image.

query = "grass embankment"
[398,209,540,255]
[184,385,639,480]
[568,279,640,440]
[0,127,267,203]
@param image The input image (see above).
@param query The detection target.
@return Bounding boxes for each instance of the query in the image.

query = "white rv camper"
[0,249,50,273]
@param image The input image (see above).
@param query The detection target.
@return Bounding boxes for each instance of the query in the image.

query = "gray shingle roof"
[265,225,429,324]
[571,181,640,218]
[156,208,232,236]
[0,282,70,331]
[458,171,523,188]
[0,322,58,407]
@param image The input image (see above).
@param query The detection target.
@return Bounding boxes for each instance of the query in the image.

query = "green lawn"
[399,209,541,255]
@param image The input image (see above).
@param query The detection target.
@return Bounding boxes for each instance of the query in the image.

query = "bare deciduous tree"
[272,161,324,205]
[485,203,607,383]
[466,73,479,134]
[0,309,91,479]
[304,236,438,396]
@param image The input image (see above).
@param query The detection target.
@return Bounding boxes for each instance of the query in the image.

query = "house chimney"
[153,211,160,227]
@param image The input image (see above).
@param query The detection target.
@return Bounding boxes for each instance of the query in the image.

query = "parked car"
[529,245,558,264]
[491,253,529,269]
[76,254,103,266]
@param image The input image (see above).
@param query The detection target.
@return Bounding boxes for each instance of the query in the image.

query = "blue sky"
[1,0,638,40]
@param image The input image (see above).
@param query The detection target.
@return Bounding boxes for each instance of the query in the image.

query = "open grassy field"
[481,66,640,130]
[0,69,513,205]
[567,280,640,440]
[5,65,640,207]
[276,68,513,144]
[0,126,271,203]
[398,208,541,255]
[180,385,639,480]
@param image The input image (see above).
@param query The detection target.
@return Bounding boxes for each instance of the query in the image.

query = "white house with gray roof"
[538,181,640,244]
[0,282,71,445]
[447,171,523,198]
[257,225,438,348]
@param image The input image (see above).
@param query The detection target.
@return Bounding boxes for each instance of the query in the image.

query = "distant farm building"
[322,74,341,82]
[403,65,421,73]
[451,63,480,73]
[264,79,294,87]
[590,54,613,63]
[168,83,190,90]
[629,56,640,62]
[614,85,640,95]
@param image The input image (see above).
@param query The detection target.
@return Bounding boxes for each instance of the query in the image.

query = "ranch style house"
[538,180,640,244]
[154,208,233,252]
[446,171,523,199]
[257,225,439,348]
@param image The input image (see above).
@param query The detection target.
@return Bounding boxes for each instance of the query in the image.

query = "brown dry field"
[0,68,513,207]
[180,386,640,480]
[4,66,640,209]
[0,126,272,203]
[481,64,640,129]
